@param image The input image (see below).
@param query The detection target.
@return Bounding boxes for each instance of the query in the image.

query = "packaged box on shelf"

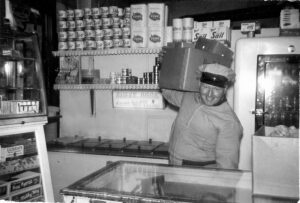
[9,171,41,194]
[0,180,9,198]
[148,3,165,27]
[0,155,39,176]
[213,19,231,28]
[252,126,299,199]
[9,184,42,202]
[148,26,164,48]
[130,4,148,28]
[192,27,210,42]
[209,27,231,47]
[131,27,148,48]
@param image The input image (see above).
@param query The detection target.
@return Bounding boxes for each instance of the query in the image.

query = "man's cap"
[198,63,235,88]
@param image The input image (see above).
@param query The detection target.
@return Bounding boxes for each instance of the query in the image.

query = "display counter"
[60,161,299,203]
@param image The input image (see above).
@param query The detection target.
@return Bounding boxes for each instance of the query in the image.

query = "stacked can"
[57,6,132,51]
[182,18,194,43]
[152,57,161,84]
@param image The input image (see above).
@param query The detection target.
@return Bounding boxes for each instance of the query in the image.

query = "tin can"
[92,7,101,18]
[94,18,102,29]
[67,20,76,30]
[109,6,118,17]
[112,17,120,28]
[74,9,84,19]
[67,41,76,50]
[104,39,113,49]
[67,31,76,40]
[85,40,96,50]
[83,18,94,28]
[121,27,130,37]
[182,29,193,43]
[103,28,113,38]
[58,10,67,20]
[58,41,68,50]
[123,17,131,27]
[112,27,122,38]
[118,8,124,17]
[75,19,85,30]
[75,40,85,50]
[84,8,92,18]
[75,30,85,40]
[123,38,131,47]
[66,10,75,19]
[101,7,109,17]
[102,17,112,28]
[116,76,122,84]
[96,40,104,49]
[95,36,103,41]
[95,29,104,38]
[58,20,68,31]
[85,29,95,39]
[113,38,123,48]
[58,31,68,41]
[124,7,130,16]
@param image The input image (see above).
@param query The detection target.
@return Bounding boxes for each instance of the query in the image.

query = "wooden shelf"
[52,48,162,57]
[53,84,160,90]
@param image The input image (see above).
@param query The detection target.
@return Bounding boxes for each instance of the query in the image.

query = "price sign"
[112,90,165,109]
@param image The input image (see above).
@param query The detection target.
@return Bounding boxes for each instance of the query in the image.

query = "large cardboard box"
[252,126,299,198]
[159,44,232,91]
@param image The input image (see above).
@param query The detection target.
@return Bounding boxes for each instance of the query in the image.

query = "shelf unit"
[54,83,160,90]
[52,48,162,57]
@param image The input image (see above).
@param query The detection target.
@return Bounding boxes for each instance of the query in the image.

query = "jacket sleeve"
[161,89,184,108]
[215,120,242,169]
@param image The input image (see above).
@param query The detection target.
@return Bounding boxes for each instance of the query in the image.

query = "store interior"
[0,0,299,202]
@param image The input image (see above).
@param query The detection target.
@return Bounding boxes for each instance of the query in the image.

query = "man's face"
[199,83,227,106]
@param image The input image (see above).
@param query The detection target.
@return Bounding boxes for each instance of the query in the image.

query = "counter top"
[47,138,169,160]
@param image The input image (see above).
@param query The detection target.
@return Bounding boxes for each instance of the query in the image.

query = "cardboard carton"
[252,126,299,198]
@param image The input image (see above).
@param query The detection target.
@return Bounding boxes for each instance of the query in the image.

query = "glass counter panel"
[62,161,252,203]
[0,34,47,119]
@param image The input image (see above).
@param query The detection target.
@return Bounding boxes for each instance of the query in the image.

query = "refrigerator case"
[234,37,300,170]
[61,161,252,203]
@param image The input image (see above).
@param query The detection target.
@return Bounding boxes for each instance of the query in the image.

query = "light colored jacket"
[162,89,243,169]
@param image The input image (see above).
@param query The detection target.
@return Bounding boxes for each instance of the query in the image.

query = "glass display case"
[0,122,54,202]
[61,161,252,203]
[0,33,47,125]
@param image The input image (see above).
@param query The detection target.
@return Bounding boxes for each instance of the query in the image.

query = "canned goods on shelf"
[95,29,104,38]
[84,8,92,18]
[85,40,96,50]
[101,7,109,17]
[67,20,76,30]
[104,39,113,49]
[58,41,68,50]
[83,18,94,28]
[75,9,84,19]
[112,27,122,38]
[67,31,76,40]
[75,40,85,50]
[58,10,67,20]
[85,29,96,39]
[121,27,130,37]
[75,19,85,29]
[124,7,130,14]
[118,8,124,18]
[75,30,85,40]
[95,36,103,41]
[102,17,113,28]
[123,17,130,26]
[67,41,76,50]
[96,40,104,49]
[58,31,68,41]
[112,17,120,26]
[109,6,118,17]
[113,38,123,48]
[58,21,68,30]
[92,8,101,18]
[67,10,75,19]
[94,19,102,29]
[123,38,131,47]
[103,28,113,38]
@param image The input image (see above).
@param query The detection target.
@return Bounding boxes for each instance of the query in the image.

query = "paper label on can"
[58,10,67,19]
